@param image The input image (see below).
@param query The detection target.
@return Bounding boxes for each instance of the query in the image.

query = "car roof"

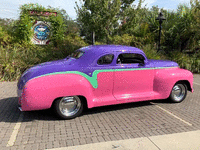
[77,45,147,65]
[79,45,144,55]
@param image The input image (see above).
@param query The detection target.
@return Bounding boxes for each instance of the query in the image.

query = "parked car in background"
[17,45,193,119]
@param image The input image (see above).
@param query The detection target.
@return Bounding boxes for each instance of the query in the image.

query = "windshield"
[69,51,84,59]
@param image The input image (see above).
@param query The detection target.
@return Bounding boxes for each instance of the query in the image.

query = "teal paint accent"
[31,67,177,89]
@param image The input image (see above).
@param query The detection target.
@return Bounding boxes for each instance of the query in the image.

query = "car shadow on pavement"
[84,100,153,115]
[0,97,58,123]
[150,99,172,104]
[0,97,155,122]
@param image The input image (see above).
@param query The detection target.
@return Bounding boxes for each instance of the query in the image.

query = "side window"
[117,53,145,64]
[70,51,84,59]
[97,54,114,65]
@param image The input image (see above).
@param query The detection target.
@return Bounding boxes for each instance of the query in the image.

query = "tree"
[159,3,195,52]
[118,0,155,46]
[75,0,121,44]
[190,0,200,52]
[58,9,80,35]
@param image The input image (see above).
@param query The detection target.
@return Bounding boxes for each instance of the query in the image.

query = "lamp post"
[156,12,166,52]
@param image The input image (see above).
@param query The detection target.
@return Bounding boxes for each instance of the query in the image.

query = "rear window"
[117,53,145,64]
[70,51,84,59]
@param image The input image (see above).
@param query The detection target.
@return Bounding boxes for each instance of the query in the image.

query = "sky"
[0,0,191,20]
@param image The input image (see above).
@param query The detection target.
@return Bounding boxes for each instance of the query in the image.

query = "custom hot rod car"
[17,45,193,119]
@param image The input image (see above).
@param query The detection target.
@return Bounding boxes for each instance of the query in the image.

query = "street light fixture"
[156,11,166,52]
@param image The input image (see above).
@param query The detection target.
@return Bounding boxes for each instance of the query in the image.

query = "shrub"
[94,41,106,45]
[0,26,12,46]
[166,51,200,73]
[62,34,88,55]
[112,34,133,46]
[141,44,165,60]
[0,34,88,81]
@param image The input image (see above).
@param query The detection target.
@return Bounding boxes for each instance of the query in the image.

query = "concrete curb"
[48,130,200,150]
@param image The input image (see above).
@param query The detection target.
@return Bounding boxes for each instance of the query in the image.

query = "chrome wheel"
[54,96,83,119]
[59,96,81,117]
[169,83,187,103]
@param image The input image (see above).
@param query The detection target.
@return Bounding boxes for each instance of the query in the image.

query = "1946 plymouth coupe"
[17,45,193,119]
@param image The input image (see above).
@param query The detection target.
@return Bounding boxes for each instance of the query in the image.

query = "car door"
[90,53,117,107]
[113,52,154,102]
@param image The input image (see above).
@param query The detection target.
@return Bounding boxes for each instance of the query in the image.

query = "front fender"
[20,73,95,111]
[153,67,193,99]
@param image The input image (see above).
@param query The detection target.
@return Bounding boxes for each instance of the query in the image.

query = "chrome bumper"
[18,105,22,111]
[17,88,23,111]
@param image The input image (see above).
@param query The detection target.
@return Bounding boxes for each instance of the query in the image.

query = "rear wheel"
[169,83,187,103]
[53,96,83,119]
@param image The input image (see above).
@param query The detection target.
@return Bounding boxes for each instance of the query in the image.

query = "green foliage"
[166,51,200,73]
[49,14,66,46]
[141,44,164,60]
[112,34,133,46]
[117,2,199,53]
[0,35,87,81]
[76,0,122,43]
[0,26,12,46]
[190,0,200,51]
[16,14,33,43]
[1,1,200,82]
[0,46,23,81]
[94,41,106,45]
[62,34,88,54]
[112,33,153,48]
[0,3,87,81]
[160,4,194,52]
[15,3,66,46]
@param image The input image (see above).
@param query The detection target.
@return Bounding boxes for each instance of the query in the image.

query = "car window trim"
[117,53,145,64]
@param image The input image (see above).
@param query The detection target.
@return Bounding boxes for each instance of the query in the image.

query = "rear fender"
[20,74,95,111]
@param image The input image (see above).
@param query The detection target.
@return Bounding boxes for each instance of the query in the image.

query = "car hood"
[27,58,77,74]
[148,59,179,68]
[17,58,80,90]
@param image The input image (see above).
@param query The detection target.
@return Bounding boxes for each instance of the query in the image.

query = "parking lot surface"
[0,74,200,150]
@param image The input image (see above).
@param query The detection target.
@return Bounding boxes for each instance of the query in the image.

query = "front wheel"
[169,83,187,103]
[53,96,83,119]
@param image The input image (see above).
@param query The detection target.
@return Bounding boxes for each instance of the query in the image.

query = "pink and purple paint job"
[17,45,193,119]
